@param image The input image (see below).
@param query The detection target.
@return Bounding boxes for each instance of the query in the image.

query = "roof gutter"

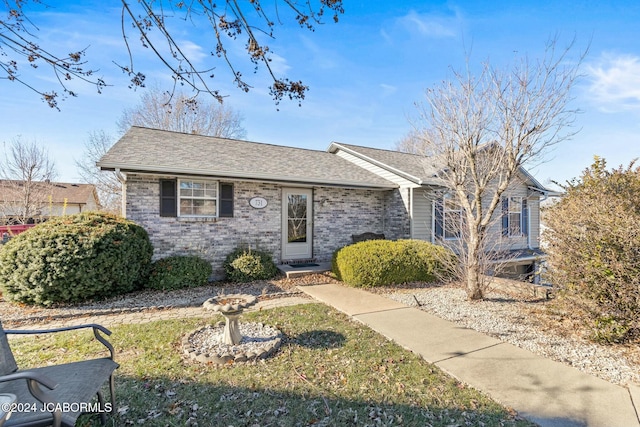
[487,254,547,265]
[98,163,399,190]
[527,186,562,202]
[115,168,126,184]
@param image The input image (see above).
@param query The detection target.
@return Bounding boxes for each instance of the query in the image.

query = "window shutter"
[522,198,529,236]
[159,179,177,217]
[219,183,234,217]
[501,197,509,237]
[434,197,444,240]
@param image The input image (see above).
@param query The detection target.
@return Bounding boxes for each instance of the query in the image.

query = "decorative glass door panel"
[282,188,312,259]
[287,194,307,243]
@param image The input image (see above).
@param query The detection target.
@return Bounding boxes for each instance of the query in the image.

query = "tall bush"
[544,157,640,343]
[332,239,456,287]
[0,212,153,306]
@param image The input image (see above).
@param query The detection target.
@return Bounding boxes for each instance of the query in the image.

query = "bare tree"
[1,1,343,109]
[395,128,440,156]
[117,86,247,138]
[77,86,247,213]
[75,130,122,214]
[414,39,583,300]
[0,137,57,224]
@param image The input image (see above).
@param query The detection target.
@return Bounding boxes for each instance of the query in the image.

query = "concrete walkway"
[298,283,640,427]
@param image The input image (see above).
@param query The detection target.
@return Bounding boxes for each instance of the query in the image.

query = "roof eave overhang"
[98,163,399,191]
[518,166,554,194]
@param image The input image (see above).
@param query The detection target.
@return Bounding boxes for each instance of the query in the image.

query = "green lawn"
[9,304,535,426]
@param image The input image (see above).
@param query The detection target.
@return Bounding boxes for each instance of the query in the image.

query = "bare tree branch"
[0,0,343,108]
[0,136,57,224]
[117,84,247,138]
[74,130,122,214]
[77,85,247,213]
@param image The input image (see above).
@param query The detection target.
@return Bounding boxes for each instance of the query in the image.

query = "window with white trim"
[159,179,234,218]
[443,193,463,239]
[178,179,218,217]
[502,196,528,237]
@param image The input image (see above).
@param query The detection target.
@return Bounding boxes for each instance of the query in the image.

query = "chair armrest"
[5,324,115,360]
[0,370,58,394]
[0,371,57,391]
[0,371,63,426]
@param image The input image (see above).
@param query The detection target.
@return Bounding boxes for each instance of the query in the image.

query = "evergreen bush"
[0,212,153,306]
[223,247,278,282]
[332,239,456,287]
[147,255,212,291]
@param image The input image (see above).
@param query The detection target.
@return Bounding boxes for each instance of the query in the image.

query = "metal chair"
[0,321,118,427]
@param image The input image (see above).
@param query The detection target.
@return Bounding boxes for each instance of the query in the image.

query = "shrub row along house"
[98,126,551,281]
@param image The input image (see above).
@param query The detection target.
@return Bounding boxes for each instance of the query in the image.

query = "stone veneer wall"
[124,174,406,279]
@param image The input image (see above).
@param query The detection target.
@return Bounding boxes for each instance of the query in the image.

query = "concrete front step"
[277,262,331,278]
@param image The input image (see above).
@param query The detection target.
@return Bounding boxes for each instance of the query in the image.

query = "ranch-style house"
[98,126,551,281]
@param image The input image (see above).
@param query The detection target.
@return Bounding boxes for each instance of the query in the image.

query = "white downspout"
[116,168,126,218]
[527,195,533,250]
[409,187,414,239]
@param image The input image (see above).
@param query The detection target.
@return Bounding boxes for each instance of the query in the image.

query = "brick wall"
[124,174,407,279]
[312,187,386,259]
[383,188,412,240]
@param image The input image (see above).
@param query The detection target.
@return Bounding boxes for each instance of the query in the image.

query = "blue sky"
[2,1,640,188]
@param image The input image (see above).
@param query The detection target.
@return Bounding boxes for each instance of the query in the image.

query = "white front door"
[282,188,313,260]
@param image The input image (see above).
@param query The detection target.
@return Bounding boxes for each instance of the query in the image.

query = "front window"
[178,179,217,217]
[443,194,463,239]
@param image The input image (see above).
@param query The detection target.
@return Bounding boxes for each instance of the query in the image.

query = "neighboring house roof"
[0,180,98,205]
[98,127,398,189]
[49,182,99,205]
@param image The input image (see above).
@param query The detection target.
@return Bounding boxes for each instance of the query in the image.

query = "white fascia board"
[328,143,424,185]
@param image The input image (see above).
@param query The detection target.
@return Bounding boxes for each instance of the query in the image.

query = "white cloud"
[396,10,459,39]
[176,40,208,65]
[379,83,397,96]
[586,53,640,113]
[265,53,292,75]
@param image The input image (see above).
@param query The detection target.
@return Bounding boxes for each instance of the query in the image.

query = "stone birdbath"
[183,293,282,365]
[202,294,258,345]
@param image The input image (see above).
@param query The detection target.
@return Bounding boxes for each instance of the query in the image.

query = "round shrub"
[332,239,456,287]
[147,255,212,291]
[0,212,153,306]
[224,248,278,282]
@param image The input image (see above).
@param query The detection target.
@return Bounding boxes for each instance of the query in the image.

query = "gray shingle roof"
[98,127,397,189]
[332,143,549,191]
[329,143,444,185]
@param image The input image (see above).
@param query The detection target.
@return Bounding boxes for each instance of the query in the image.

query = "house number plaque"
[249,197,268,209]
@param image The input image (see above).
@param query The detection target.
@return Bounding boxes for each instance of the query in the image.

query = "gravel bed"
[0,274,333,326]
[184,322,283,364]
[380,283,640,387]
